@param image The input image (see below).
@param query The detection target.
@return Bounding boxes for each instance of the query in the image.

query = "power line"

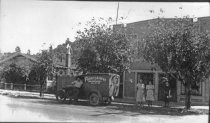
[116,2,119,25]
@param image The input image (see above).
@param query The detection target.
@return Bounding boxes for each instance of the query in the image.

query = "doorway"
[158,74,177,102]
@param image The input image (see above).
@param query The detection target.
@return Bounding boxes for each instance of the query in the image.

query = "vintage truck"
[55,73,120,106]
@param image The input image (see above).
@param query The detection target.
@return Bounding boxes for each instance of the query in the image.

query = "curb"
[0,90,208,115]
[0,90,55,100]
[0,89,209,109]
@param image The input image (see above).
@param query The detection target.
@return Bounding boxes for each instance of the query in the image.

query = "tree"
[141,17,210,109]
[30,50,54,97]
[75,17,130,74]
[1,63,26,84]
[15,46,21,53]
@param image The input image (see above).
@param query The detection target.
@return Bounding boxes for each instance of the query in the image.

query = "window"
[181,82,202,96]
[137,72,154,85]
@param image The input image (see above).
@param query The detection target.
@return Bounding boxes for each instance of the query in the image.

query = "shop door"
[158,74,177,102]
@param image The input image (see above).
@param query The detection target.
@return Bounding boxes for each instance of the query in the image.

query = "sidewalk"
[0,89,208,110]
[0,89,55,100]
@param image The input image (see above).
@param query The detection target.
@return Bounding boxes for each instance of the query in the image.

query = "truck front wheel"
[89,93,99,106]
[56,90,66,103]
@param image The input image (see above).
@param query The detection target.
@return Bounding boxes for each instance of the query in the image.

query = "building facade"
[114,16,210,104]
[0,52,38,75]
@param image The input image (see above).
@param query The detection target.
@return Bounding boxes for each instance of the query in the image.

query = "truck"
[55,73,120,106]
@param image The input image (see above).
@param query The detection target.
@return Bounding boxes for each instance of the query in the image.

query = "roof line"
[0,52,38,64]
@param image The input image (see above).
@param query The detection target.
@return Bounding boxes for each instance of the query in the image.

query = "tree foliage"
[141,17,210,109]
[1,63,26,84]
[53,38,72,64]
[75,17,130,74]
[29,50,54,96]
[15,46,21,53]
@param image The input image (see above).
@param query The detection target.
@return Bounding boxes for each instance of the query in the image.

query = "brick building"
[114,16,210,104]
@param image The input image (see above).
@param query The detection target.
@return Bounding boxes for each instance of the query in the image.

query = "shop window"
[137,72,154,85]
[181,82,202,96]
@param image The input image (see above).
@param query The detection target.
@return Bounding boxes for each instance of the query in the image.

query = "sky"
[0,0,209,54]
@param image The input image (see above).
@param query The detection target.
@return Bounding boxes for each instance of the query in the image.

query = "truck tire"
[89,93,100,106]
[56,90,66,103]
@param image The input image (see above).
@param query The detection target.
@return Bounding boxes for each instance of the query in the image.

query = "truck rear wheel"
[89,93,99,106]
[56,90,66,103]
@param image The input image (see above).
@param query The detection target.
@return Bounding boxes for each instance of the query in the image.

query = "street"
[0,95,208,123]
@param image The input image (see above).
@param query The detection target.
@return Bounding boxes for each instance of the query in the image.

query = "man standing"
[64,76,84,102]
[163,77,171,108]
[71,76,84,101]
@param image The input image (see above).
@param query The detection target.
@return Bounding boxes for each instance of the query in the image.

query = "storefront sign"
[85,76,106,84]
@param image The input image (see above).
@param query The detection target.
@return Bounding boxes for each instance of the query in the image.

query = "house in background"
[0,43,79,89]
[0,52,38,77]
[0,52,38,89]
[113,16,210,104]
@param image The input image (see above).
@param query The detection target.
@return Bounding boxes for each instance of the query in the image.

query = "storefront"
[122,60,209,104]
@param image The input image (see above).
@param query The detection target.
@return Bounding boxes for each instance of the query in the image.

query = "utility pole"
[209,2,210,122]
[0,0,2,45]
[116,2,119,25]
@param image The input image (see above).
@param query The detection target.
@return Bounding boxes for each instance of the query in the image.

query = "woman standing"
[136,79,145,108]
[146,81,155,107]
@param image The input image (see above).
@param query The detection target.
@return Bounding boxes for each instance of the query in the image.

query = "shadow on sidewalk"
[35,98,208,116]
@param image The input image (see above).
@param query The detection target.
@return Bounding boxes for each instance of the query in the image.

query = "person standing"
[163,77,171,108]
[71,76,84,100]
[136,79,145,108]
[146,81,155,107]
[109,76,116,100]
[65,76,84,102]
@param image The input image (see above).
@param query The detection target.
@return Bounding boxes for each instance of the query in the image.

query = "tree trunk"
[38,77,42,97]
[40,84,42,97]
[209,81,210,123]
[185,82,191,109]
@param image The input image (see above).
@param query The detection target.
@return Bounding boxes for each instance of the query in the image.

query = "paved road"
[0,95,208,122]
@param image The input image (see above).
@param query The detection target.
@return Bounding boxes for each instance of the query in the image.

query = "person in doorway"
[146,81,155,107]
[136,79,145,108]
[163,77,171,108]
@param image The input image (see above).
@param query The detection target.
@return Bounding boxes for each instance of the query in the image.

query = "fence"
[0,82,46,92]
